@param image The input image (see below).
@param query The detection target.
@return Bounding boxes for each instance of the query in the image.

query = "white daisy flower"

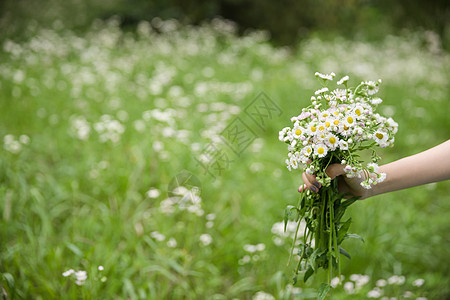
[338,124,352,137]
[314,144,328,158]
[331,117,341,127]
[373,130,389,145]
[364,81,379,95]
[285,158,292,171]
[325,134,339,150]
[343,113,357,127]
[306,123,318,136]
[371,97,383,105]
[314,87,329,95]
[289,154,299,170]
[361,181,371,189]
[337,75,349,85]
[376,172,386,183]
[339,140,349,150]
[317,123,328,133]
[278,127,290,141]
[292,125,305,139]
[353,105,364,119]
[315,72,335,81]
[323,119,333,129]
[319,111,331,120]
[302,145,313,158]
[367,163,379,173]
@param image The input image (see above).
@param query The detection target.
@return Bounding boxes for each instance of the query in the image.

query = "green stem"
[328,188,332,283]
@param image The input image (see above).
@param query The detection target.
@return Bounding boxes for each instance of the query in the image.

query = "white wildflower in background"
[167,238,177,248]
[206,213,216,220]
[62,269,87,286]
[3,135,23,154]
[75,271,87,286]
[199,233,212,246]
[412,278,425,287]
[133,120,146,132]
[150,231,166,241]
[376,279,387,287]
[330,276,344,288]
[252,291,275,300]
[243,243,265,253]
[388,275,405,285]
[159,186,204,216]
[70,116,91,141]
[146,188,161,198]
[403,291,413,298]
[344,281,355,294]
[98,266,104,271]
[19,135,30,144]
[238,255,251,265]
[93,114,125,143]
[62,269,75,277]
[367,288,382,298]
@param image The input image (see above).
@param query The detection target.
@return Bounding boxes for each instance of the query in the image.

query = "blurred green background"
[0,1,449,299]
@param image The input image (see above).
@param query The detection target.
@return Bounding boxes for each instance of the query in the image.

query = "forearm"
[370,140,450,197]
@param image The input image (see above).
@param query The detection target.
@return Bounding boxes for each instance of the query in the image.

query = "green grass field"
[0,18,449,299]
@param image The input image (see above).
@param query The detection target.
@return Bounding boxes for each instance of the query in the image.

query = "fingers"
[325,164,346,180]
[300,172,321,193]
[298,184,307,193]
[298,163,346,194]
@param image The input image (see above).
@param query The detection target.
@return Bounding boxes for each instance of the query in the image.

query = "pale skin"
[299,140,450,199]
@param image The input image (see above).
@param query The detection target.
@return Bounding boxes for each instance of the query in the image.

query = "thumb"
[325,164,346,179]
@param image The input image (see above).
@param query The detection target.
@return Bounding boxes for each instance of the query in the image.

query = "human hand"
[298,164,371,199]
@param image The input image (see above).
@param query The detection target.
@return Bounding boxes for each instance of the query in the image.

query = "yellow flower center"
[355,109,361,116]
[311,126,317,132]
[293,160,297,165]
[344,125,349,130]
[319,126,325,131]
[323,114,329,118]
[376,133,384,139]
[307,148,312,153]
[317,147,324,154]
[347,117,354,124]
[295,129,302,136]
[325,121,331,127]
[329,137,336,144]
[334,120,339,125]
[334,111,339,116]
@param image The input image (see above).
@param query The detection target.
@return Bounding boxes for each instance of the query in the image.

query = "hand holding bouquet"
[279,72,398,298]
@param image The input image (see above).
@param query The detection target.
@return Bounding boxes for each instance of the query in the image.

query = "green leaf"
[284,205,297,232]
[309,249,320,271]
[337,218,352,244]
[317,283,331,300]
[334,197,358,221]
[339,246,351,259]
[304,266,314,283]
[345,233,365,243]
[65,242,83,257]
[2,273,15,289]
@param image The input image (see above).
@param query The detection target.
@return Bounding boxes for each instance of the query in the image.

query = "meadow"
[0,18,449,299]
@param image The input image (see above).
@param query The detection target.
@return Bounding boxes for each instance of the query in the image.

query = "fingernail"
[310,186,317,192]
[313,181,320,188]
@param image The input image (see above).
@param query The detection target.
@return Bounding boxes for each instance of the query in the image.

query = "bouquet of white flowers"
[279,72,398,298]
